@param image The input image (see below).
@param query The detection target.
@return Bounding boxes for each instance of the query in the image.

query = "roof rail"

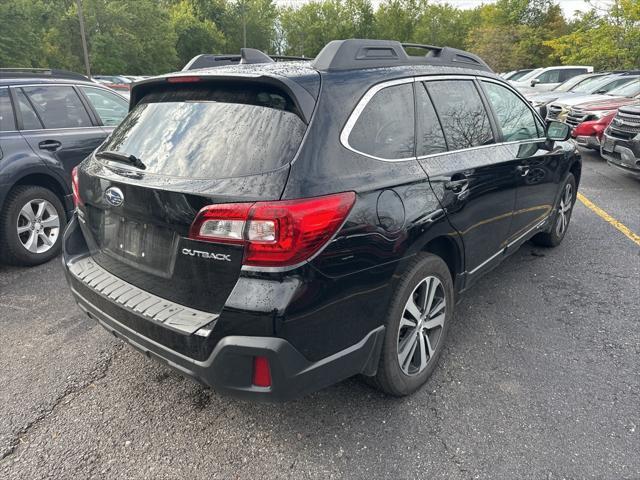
[0,68,89,81]
[311,39,493,73]
[182,52,310,71]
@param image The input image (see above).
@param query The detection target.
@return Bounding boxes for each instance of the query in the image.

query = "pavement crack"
[0,344,123,462]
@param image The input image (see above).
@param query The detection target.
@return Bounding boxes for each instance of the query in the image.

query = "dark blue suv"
[0,69,128,265]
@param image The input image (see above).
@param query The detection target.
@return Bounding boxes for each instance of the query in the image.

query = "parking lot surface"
[1,150,638,479]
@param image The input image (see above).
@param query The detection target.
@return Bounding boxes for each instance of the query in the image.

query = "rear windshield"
[98,83,306,179]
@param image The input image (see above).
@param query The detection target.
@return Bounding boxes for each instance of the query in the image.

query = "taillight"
[71,166,82,207]
[189,192,356,267]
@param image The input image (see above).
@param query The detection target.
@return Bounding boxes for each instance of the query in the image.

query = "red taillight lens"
[252,356,271,387]
[71,166,82,207]
[189,192,356,267]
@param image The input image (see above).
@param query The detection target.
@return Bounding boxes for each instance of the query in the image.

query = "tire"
[0,185,66,266]
[532,173,576,248]
[372,253,454,396]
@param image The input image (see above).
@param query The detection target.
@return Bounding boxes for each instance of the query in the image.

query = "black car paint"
[63,60,581,399]
[0,79,125,217]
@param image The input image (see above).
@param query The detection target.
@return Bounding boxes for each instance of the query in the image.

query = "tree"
[279,0,375,57]
[170,0,226,67]
[221,0,278,53]
[545,0,640,70]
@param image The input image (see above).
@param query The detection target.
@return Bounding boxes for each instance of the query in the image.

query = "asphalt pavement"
[1,150,638,480]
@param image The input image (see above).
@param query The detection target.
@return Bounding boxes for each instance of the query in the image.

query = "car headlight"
[588,110,615,120]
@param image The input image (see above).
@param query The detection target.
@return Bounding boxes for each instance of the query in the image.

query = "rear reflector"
[71,166,82,207]
[189,192,356,267]
[252,356,271,387]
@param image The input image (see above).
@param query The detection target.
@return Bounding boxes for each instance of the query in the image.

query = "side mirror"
[530,78,540,87]
[546,121,571,141]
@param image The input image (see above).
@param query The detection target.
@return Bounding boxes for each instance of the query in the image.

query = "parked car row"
[505,68,640,178]
[93,75,149,98]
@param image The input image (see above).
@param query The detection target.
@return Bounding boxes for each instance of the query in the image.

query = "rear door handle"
[516,165,530,176]
[38,140,62,151]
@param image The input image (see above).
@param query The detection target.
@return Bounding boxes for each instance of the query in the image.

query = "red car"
[568,81,640,149]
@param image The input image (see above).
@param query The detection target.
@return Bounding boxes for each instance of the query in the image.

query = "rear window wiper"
[96,150,146,170]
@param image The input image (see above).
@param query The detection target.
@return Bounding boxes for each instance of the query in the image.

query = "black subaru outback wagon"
[63,40,580,401]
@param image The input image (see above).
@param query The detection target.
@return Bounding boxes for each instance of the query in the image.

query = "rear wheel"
[372,253,454,396]
[532,173,576,248]
[0,185,65,266]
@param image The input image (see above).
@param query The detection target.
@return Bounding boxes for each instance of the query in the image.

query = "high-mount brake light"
[167,76,201,83]
[71,166,82,207]
[189,192,356,267]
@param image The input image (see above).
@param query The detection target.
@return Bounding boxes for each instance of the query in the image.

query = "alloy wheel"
[16,199,60,254]
[397,276,446,376]
[555,182,573,237]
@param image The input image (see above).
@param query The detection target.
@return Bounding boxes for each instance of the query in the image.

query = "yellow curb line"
[577,192,640,247]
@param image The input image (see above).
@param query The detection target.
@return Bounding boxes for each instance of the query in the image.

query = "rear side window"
[80,87,128,126]
[100,84,306,178]
[0,89,16,131]
[15,90,43,130]
[21,86,92,129]
[415,84,447,156]
[426,80,494,150]
[348,83,415,160]
[482,82,541,142]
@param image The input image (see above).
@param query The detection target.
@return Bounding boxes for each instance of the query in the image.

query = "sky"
[274,0,613,17]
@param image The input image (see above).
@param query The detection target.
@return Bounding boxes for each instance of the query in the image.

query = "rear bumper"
[70,282,383,401]
[62,216,385,401]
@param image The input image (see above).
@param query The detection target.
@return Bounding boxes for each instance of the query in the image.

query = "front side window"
[482,82,540,142]
[348,83,415,160]
[536,70,561,84]
[21,86,92,129]
[425,80,494,150]
[81,87,128,126]
[0,89,16,132]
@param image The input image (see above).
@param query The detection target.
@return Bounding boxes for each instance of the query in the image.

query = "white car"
[511,66,594,93]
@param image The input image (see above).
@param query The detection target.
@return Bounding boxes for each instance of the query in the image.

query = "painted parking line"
[577,192,640,247]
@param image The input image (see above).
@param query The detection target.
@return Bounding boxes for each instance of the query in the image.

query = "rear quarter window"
[100,83,307,179]
[347,83,415,160]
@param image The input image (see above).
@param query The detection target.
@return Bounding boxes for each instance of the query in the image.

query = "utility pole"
[76,0,91,78]
[242,0,247,48]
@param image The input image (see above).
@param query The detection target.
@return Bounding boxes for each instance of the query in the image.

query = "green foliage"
[280,0,375,56]
[0,0,637,74]
[544,0,640,70]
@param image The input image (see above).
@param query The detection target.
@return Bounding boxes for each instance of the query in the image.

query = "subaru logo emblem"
[104,187,124,207]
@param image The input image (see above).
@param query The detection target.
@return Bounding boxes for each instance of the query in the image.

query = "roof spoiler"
[182,52,310,71]
[311,39,493,73]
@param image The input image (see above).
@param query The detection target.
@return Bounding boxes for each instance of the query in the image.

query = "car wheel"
[532,173,576,248]
[0,185,66,266]
[372,253,454,396]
